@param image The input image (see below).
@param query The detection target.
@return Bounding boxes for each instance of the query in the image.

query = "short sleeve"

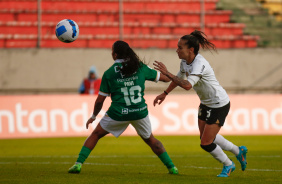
[191,61,205,76]
[98,72,111,96]
[142,64,158,82]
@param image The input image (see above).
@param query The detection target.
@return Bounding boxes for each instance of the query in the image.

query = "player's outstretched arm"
[86,94,107,129]
[159,73,171,82]
[153,81,178,106]
[154,61,192,91]
[153,93,167,106]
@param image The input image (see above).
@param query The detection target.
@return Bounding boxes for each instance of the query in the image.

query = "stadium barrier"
[0,94,281,139]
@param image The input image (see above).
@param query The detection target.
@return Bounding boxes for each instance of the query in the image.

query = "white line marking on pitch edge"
[0,161,281,172]
[0,155,280,158]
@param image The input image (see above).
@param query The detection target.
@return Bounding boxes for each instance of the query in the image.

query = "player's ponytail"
[181,30,217,55]
[113,40,142,77]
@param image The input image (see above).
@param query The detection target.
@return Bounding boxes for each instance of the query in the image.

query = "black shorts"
[198,102,230,126]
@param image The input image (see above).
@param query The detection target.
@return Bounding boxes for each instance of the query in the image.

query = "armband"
[164,91,168,95]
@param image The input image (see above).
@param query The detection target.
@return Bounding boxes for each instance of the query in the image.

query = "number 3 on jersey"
[121,85,142,106]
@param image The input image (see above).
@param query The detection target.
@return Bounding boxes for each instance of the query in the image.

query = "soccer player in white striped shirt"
[153,30,248,177]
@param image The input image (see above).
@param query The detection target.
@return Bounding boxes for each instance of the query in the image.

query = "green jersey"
[99,59,159,121]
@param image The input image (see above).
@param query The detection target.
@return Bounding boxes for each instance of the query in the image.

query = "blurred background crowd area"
[0,0,281,94]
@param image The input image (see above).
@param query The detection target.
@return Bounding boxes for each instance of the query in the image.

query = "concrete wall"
[0,48,281,94]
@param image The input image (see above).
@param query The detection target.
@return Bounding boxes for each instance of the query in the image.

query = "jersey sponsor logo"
[122,108,128,114]
[139,106,147,111]
[121,106,147,114]
[124,81,134,87]
[117,76,138,82]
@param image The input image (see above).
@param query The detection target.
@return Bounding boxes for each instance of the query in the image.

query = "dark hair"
[180,30,217,55]
[113,40,142,77]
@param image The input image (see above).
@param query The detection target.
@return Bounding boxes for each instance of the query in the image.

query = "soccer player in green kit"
[68,40,178,174]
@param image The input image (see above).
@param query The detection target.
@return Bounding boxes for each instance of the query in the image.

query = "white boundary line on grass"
[0,161,281,172]
[1,155,281,158]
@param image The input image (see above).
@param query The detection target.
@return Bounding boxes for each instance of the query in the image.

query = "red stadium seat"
[0,0,218,11]
[0,33,259,48]
[0,21,245,36]
[0,9,232,23]
[0,0,258,48]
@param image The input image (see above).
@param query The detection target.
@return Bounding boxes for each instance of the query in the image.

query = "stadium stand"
[256,0,282,21]
[217,0,281,47]
[0,0,259,48]
[0,21,246,35]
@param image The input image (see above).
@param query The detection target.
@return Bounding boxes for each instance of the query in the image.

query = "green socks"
[158,152,175,169]
[76,146,92,164]
[76,147,175,169]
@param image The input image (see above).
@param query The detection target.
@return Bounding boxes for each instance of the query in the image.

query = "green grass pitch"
[1,135,282,184]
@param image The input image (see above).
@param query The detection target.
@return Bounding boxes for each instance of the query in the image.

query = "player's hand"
[86,117,96,129]
[153,61,169,76]
[153,93,167,106]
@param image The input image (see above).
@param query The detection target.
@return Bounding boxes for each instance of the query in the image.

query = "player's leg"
[211,102,248,171]
[141,134,178,174]
[201,123,230,165]
[199,103,235,177]
[198,104,207,139]
[141,133,165,155]
[198,119,206,139]
[213,134,248,171]
[131,116,178,174]
[213,134,239,155]
[68,123,109,173]
[201,123,235,177]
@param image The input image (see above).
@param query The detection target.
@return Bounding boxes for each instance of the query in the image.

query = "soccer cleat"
[236,146,248,171]
[68,163,82,174]
[217,161,235,177]
[168,166,179,175]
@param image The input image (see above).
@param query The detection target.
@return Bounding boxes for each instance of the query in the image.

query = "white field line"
[0,155,280,158]
[0,161,281,172]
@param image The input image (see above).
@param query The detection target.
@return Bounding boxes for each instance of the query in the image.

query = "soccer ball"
[55,19,79,43]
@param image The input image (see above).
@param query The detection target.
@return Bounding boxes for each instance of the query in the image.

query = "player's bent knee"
[141,133,153,141]
[200,143,217,152]
[91,130,107,139]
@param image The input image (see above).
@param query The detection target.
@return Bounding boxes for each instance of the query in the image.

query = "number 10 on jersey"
[121,86,142,106]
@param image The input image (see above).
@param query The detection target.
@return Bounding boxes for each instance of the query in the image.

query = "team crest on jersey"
[114,66,120,73]
[114,66,125,78]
